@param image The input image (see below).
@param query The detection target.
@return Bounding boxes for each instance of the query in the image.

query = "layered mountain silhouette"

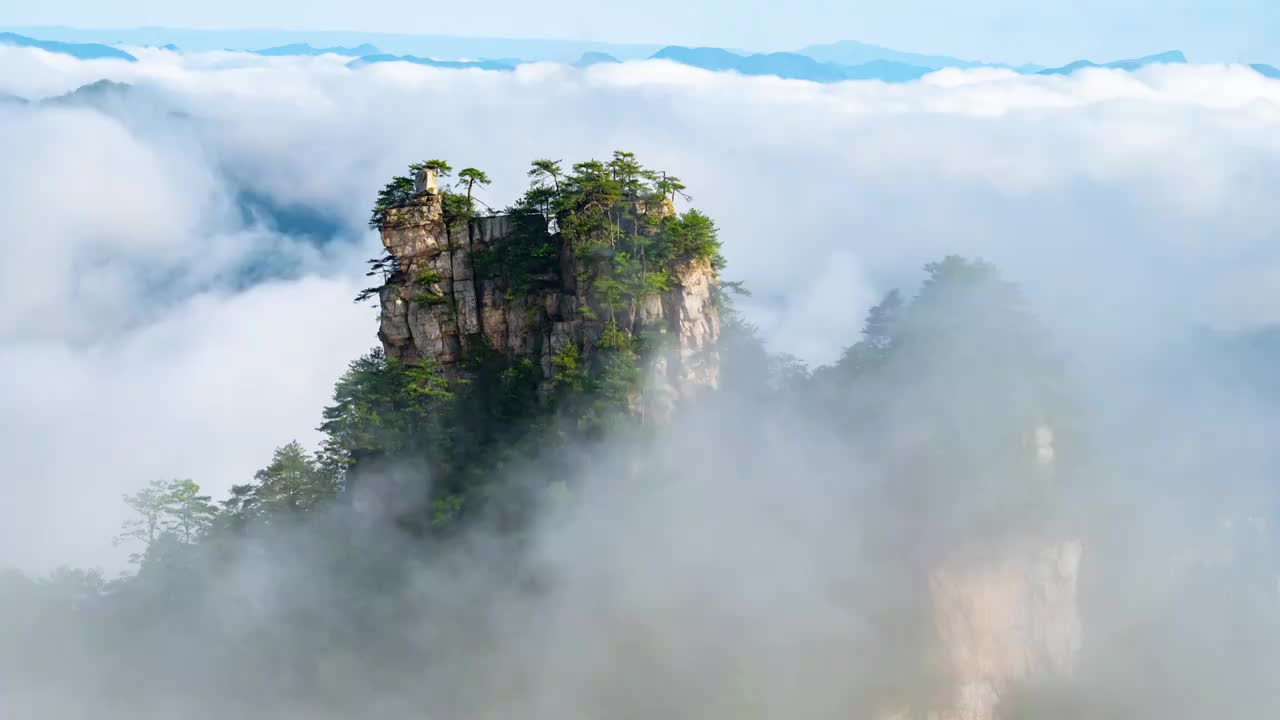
[797,39,1002,70]
[345,43,933,81]
[255,42,381,57]
[1037,50,1186,75]
[650,46,934,82]
[43,79,138,107]
[574,51,621,67]
[0,32,136,61]
[347,54,519,70]
[5,28,1278,87]
[36,79,192,121]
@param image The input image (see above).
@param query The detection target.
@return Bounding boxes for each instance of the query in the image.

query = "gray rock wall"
[928,539,1083,720]
[377,193,720,408]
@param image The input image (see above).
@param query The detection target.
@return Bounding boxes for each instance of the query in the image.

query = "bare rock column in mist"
[921,425,1081,720]
[926,538,1082,720]
[376,190,721,414]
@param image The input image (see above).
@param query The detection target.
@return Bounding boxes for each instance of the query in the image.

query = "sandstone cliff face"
[928,539,1083,720]
[376,193,720,408]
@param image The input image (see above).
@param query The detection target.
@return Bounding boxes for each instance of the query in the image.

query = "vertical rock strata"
[376,193,720,410]
[929,539,1083,720]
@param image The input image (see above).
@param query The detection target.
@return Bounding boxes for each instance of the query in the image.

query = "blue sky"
[6,0,1278,65]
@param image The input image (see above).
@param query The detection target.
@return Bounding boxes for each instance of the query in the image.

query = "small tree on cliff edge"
[413,159,453,179]
[528,159,563,192]
[456,168,491,213]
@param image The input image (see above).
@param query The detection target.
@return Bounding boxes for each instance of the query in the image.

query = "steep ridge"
[372,160,721,419]
[0,31,136,61]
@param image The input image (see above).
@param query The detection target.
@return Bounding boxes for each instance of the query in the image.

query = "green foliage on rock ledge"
[372,151,724,307]
[354,151,729,528]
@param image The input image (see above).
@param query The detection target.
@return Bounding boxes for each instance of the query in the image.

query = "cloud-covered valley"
[3,46,1280,571]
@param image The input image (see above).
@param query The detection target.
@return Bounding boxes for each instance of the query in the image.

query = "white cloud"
[0,279,372,571]
[4,48,1280,570]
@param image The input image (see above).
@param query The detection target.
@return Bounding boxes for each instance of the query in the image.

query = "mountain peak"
[254,42,380,57]
[574,51,621,67]
[797,38,984,69]
[0,32,137,62]
[1037,49,1186,75]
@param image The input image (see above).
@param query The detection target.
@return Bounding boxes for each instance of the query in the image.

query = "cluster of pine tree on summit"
[361,152,721,302]
[341,152,736,533]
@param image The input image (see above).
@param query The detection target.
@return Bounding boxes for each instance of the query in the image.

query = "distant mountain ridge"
[255,42,380,57]
[4,28,1279,86]
[798,39,1020,70]
[35,79,191,120]
[650,45,934,83]
[574,51,620,67]
[1,25,663,62]
[352,45,933,82]
[648,46,1227,83]
[1037,50,1187,75]
[347,54,519,70]
[0,32,136,61]
[43,78,133,102]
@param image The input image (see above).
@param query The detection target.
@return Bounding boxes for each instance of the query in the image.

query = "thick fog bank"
[1,48,1279,718]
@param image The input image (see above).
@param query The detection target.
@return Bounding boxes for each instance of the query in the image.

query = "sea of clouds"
[2,46,1280,571]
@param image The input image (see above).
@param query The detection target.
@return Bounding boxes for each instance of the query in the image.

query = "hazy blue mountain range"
[347,54,520,70]
[43,78,133,102]
[648,46,1203,82]
[650,45,934,82]
[0,31,136,61]
[574,52,621,67]
[651,46,743,71]
[796,39,1042,71]
[37,79,192,122]
[1037,50,1187,75]
[3,27,1278,86]
[1,26,663,62]
[0,79,122,106]
[839,59,938,81]
[255,42,380,57]
[0,79,195,129]
[340,43,1269,83]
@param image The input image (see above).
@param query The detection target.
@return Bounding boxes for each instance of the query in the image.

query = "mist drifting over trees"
[2,46,1280,720]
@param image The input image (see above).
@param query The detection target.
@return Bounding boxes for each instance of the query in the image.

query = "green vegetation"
[368,174,414,229]
[27,122,1280,720]
[136,251,1070,557]
[456,167,491,212]
[350,152,732,524]
[107,252,1070,567]
[6,147,1152,720]
[367,159,464,229]
[103,163,1078,577]
[379,152,724,303]
[411,267,446,305]
[116,478,216,563]
[356,156,1079,543]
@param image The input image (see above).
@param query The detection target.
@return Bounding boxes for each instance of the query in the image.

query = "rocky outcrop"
[376,192,720,409]
[928,539,1083,720]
